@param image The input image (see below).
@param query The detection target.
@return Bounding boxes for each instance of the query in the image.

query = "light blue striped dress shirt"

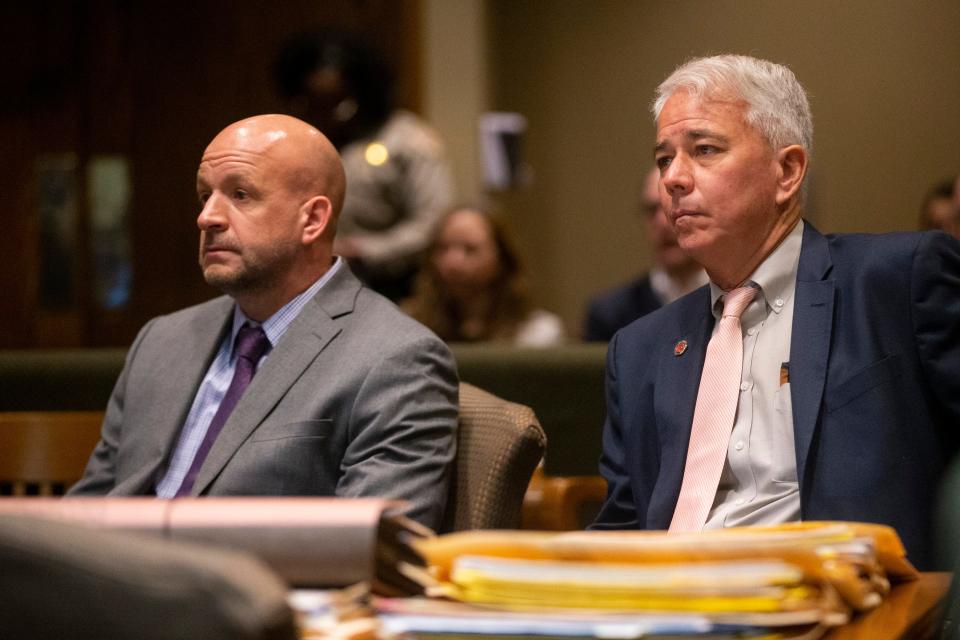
[155,258,343,497]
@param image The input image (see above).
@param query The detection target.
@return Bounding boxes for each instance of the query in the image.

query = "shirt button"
[747,327,757,336]
[740,381,751,391]
[775,298,784,307]
[735,498,745,506]
[734,440,745,451]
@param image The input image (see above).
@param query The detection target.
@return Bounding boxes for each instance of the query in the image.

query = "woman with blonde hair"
[404,206,564,346]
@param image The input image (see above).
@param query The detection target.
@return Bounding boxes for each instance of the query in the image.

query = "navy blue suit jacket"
[593,222,960,569]
[584,275,662,342]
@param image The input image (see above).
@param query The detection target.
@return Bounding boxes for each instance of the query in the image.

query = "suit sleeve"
[590,332,641,529]
[912,231,960,425]
[335,332,459,530]
[66,319,156,496]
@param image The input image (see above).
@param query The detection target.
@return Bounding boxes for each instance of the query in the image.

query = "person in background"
[274,30,455,302]
[69,114,458,530]
[404,206,565,347]
[583,167,706,341]
[592,54,960,569]
[919,177,959,238]
[955,173,960,229]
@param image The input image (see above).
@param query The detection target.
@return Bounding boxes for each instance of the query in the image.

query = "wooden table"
[824,572,952,639]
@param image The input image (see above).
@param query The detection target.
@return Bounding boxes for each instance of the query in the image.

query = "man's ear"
[301,195,333,245]
[774,144,808,206]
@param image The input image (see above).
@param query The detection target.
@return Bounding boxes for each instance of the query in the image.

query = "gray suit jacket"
[68,266,459,530]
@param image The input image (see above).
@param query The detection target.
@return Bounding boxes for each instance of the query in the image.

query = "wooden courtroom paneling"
[0,1,422,348]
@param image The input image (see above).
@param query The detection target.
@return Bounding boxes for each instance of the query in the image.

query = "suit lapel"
[790,223,835,491]
[153,300,233,474]
[191,265,362,494]
[112,298,233,495]
[655,287,714,504]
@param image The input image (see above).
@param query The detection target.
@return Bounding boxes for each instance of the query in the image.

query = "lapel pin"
[674,339,688,356]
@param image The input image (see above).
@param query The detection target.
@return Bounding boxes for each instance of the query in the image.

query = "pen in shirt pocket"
[779,362,790,386]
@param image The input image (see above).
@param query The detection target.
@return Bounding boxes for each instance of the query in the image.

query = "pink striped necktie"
[669,285,757,532]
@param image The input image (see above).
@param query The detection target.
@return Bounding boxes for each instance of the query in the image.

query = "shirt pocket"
[775,382,792,416]
[250,419,332,443]
[771,382,798,485]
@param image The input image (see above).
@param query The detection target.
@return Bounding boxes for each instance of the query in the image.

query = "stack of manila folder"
[377,521,917,639]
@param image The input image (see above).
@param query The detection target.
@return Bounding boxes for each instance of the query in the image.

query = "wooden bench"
[0,411,103,495]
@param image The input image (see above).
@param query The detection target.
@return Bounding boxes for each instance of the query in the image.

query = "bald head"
[196,114,347,320]
[205,114,346,219]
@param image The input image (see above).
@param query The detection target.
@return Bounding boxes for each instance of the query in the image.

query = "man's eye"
[198,193,210,205]
[234,189,248,200]
[656,156,672,170]
[695,145,719,155]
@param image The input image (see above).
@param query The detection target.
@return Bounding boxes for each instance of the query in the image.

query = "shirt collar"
[229,256,343,356]
[708,219,804,318]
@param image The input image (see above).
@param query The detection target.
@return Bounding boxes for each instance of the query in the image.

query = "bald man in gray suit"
[69,115,458,530]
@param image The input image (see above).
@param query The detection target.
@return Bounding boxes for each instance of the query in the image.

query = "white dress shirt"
[703,221,804,528]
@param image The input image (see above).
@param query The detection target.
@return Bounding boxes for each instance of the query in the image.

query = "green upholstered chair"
[0,349,125,411]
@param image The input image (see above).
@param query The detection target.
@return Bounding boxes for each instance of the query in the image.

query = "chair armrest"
[522,467,608,530]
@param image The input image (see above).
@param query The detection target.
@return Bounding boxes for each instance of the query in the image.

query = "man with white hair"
[592,55,960,569]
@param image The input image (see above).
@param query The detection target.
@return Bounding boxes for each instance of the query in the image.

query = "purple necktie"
[175,324,272,497]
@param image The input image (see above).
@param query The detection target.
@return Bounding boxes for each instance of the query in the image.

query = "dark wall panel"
[0,0,421,348]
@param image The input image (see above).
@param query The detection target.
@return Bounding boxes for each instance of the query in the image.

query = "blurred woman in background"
[404,207,564,346]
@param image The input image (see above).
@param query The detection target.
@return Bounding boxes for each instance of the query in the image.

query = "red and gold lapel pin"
[674,339,688,356]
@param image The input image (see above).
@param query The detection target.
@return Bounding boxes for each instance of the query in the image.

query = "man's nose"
[197,194,227,230]
[661,155,693,196]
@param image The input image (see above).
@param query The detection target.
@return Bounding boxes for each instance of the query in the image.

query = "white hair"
[652,54,813,156]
